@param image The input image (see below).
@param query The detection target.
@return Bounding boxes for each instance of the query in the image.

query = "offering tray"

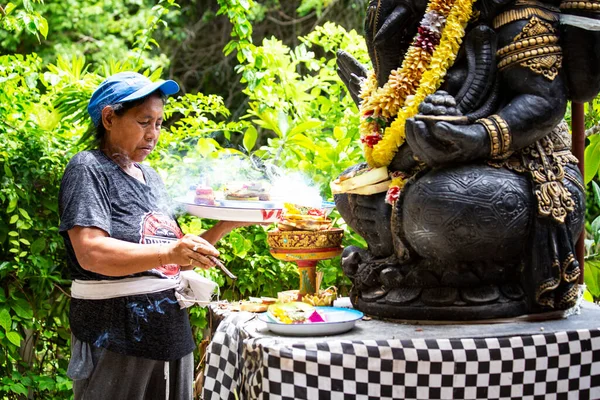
[174,196,283,223]
[267,229,343,296]
[258,306,363,336]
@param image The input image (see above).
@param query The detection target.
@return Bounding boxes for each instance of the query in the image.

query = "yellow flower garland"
[362,0,476,168]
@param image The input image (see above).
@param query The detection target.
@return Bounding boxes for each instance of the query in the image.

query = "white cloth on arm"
[70,271,218,308]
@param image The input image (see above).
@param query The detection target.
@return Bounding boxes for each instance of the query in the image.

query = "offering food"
[240,302,268,313]
[277,203,332,231]
[267,302,326,324]
[238,296,277,312]
[302,287,337,307]
[194,185,215,206]
[224,182,270,201]
[330,166,390,195]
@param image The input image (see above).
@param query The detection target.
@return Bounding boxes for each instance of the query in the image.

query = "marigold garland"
[359,0,477,170]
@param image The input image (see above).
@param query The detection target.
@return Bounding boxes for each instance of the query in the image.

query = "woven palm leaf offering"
[267,203,343,301]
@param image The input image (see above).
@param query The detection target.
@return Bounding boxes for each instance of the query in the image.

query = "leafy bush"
[1,2,369,397]
[0,53,76,399]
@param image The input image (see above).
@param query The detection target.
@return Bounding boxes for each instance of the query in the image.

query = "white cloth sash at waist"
[70,270,218,308]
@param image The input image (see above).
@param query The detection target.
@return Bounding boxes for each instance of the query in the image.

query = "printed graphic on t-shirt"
[139,212,183,277]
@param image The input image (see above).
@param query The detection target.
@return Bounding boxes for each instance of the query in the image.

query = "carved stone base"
[357,297,529,321]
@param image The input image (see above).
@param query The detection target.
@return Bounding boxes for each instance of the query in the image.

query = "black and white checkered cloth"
[203,317,600,400]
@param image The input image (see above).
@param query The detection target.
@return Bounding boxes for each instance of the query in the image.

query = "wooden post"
[572,102,586,284]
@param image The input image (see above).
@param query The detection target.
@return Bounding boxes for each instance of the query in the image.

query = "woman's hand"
[166,234,219,270]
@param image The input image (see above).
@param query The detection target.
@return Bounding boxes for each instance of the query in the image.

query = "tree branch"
[586,123,600,138]
[267,12,316,26]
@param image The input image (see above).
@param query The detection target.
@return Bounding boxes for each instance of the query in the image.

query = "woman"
[59,72,246,399]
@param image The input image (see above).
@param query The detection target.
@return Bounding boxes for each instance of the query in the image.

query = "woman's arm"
[68,226,219,277]
[200,221,256,245]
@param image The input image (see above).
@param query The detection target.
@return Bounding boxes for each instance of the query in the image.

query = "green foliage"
[217,0,255,62]
[0,6,191,398]
[1,0,182,73]
[0,0,48,44]
[238,23,369,195]
[1,0,370,397]
[297,0,335,16]
[583,98,600,184]
[0,53,76,399]
[583,95,600,303]
[585,180,600,302]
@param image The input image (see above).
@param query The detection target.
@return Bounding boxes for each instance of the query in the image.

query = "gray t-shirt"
[59,150,194,361]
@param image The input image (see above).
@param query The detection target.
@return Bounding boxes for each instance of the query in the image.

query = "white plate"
[175,196,283,223]
[216,199,283,209]
[258,307,364,336]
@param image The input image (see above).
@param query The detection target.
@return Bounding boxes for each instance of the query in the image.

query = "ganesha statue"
[334,0,600,319]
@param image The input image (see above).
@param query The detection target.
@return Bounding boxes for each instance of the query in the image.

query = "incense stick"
[208,255,237,280]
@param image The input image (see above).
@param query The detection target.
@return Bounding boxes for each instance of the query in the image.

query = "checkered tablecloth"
[202,312,600,400]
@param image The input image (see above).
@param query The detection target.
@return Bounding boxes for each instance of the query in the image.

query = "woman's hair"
[85,90,167,149]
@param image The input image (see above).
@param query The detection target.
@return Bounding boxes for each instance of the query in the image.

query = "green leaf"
[196,138,219,157]
[9,214,18,224]
[333,126,345,141]
[37,15,48,38]
[10,297,33,319]
[18,208,30,220]
[10,382,27,396]
[6,331,21,346]
[7,197,17,213]
[583,290,594,302]
[288,133,317,152]
[30,237,46,254]
[243,126,258,153]
[37,377,55,391]
[288,120,322,138]
[3,163,13,178]
[19,238,30,246]
[592,216,600,246]
[277,111,290,137]
[4,3,16,15]
[0,309,11,332]
[593,181,600,208]
[584,259,600,299]
[584,138,600,184]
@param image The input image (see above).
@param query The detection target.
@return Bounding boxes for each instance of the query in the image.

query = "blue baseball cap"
[87,71,180,127]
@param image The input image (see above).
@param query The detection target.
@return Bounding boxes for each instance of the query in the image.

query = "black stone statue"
[335,0,600,320]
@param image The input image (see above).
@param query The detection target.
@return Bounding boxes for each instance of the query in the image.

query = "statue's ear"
[561,26,600,103]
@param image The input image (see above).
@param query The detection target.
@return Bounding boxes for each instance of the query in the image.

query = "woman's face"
[102,94,164,163]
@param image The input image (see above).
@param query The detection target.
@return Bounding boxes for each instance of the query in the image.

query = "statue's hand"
[417,91,461,117]
[405,93,490,166]
[406,119,490,166]
[336,50,368,107]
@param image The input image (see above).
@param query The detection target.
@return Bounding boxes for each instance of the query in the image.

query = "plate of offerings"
[258,302,364,336]
[175,196,284,223]
[174,182,284,223]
